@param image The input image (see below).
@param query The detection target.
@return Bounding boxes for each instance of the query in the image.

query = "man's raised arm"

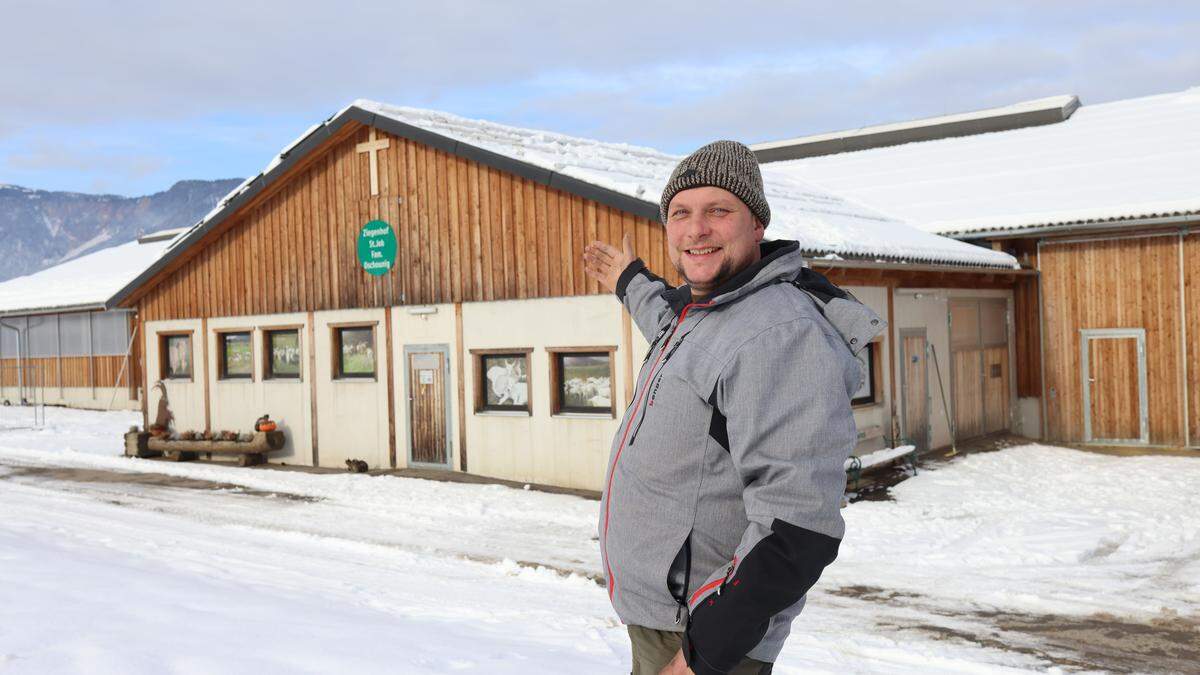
[583,233,674,340]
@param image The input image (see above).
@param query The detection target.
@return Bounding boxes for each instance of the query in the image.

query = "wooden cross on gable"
[356,128,390,196]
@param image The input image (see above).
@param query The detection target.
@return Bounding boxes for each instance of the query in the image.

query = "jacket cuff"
[682,629,726,675]
[615,258,646,302]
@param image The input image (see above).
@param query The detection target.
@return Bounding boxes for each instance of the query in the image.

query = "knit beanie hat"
[659,140,770,227]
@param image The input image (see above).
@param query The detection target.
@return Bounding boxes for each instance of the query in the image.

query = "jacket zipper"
[674,536,692,625]
[600,300,712,600]
[627,334,687,446]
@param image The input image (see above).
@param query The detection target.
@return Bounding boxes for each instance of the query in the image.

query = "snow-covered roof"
[767,87,1200,237]
[0,234,178,316]
[123,102,1017,306]
[355,101,1015,268]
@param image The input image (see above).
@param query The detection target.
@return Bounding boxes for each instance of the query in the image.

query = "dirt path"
[829,584,1200,673]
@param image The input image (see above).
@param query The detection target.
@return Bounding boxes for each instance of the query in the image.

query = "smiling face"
[665,186,765,298]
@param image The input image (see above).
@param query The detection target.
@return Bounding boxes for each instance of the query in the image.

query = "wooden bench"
[126,431,285,467]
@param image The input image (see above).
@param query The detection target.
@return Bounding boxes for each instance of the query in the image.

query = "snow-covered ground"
[1,406,1197,673]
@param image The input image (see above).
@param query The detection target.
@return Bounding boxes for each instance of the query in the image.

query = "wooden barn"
[764,86,1200,449]
[0,231,180,411]
[106,101,1022,490]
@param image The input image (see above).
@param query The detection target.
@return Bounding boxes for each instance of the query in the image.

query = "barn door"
[404,345,452,467]
[1081,329,1148,444]
[900,330,930,451]
[950,299,1011,441]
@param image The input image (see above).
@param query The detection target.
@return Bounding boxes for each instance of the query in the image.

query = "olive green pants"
[628,625,773,674]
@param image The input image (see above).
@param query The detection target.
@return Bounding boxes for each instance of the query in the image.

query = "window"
[58,313,90,356]
[265,329,301,380]
[550,348,615,416]
[334,326,376,379]
[27,315,58,358]
[472,349,532,413]
[218,331,253,379]
[91,311,132,355]
[852,341,880,406]
[160,333,193,380]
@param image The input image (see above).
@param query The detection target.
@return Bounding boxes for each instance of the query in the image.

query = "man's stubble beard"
[674,255,737,296]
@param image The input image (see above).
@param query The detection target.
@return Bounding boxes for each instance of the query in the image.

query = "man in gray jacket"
[583,141,884,674]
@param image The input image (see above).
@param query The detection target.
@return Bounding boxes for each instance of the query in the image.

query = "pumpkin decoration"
[255,414,277,433]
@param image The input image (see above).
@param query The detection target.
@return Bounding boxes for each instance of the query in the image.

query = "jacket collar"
[663,240,804,315]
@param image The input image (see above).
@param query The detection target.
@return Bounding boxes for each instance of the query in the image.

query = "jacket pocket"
[666,532,692,625]
[687,556,738,614]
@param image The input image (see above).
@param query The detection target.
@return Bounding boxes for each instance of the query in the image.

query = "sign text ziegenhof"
[357,220,397,276]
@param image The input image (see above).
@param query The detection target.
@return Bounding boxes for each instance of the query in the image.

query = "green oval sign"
[357,220,397,276]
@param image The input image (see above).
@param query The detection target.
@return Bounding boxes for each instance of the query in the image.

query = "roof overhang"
[804,258,1033,275]
[946,213,1200,241]
[753,95,1081,163]
[0,303,128,319]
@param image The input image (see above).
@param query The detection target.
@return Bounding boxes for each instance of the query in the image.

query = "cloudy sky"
[2,1,1197,196]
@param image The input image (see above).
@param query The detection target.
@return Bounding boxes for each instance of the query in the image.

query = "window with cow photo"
[334,325,376,379]
[472,348,533,414]
[549,348,615,417]
[264,329,301,380]
[218,331,253,380]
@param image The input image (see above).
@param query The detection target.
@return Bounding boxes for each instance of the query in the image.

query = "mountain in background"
[0,178,244,282]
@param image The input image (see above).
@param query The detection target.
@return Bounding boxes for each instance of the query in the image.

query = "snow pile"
[0,235,178,314]
[772,86,1200,235]
[830,444,1200,619]
[845,444,915,472]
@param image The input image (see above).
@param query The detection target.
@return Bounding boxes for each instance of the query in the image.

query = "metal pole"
[928,342,957,456]
[107,324,139,411]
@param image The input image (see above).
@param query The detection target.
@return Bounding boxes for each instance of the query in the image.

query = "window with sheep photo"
[556,352,613,414]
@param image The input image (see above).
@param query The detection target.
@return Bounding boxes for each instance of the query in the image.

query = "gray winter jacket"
[598,239,885,674]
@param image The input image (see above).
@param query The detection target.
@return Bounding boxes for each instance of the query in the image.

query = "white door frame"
[1080,328,1149,445]
[402,343,454,469]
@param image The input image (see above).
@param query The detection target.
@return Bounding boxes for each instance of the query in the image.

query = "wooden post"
[139,317,149,431]
[55,313,63,401]
[385,307,397,468]
[307,311,320,466]
[1179,232,1191,446]
[87,312,95,399]
[455,302,468,472]
[200,317,211,433]
[887,284,899,444]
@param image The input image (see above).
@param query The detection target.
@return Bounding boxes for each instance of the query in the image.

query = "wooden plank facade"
[982,227,1200,448]
[0,355,129,389]
[132,123,681,322]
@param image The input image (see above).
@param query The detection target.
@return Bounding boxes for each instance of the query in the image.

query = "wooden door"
[951,299,1011,440]
[983,346,1010,434]
[901,332,929,451]
[1083,331,1147,443]
[407,349,450,466]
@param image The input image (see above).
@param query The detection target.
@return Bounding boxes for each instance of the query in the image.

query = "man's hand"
[582,232,637,294]
[658,649,694,675]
